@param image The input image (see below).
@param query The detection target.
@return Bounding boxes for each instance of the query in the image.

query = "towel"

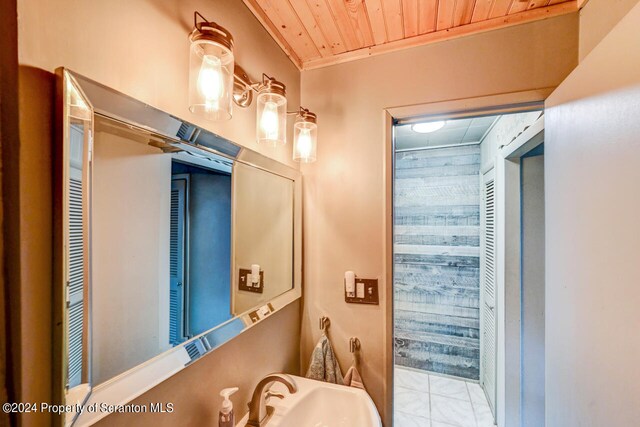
[344,365,366,390]
[305,334,344,385]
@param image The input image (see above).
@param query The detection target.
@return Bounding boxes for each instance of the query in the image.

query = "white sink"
[236,375,381,427]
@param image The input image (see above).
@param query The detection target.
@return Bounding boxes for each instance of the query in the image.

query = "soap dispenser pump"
[219,387,239,427]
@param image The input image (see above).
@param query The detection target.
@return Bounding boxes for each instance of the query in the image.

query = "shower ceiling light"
[412,121,446,133]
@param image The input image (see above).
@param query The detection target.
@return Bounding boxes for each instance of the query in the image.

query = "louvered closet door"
[170,177,187,345]
[481,168,497,415]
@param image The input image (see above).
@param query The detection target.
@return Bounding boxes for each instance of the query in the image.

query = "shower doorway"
[392,109,545,427]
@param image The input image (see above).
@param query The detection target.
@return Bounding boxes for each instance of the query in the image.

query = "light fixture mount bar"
[232,64,254,108]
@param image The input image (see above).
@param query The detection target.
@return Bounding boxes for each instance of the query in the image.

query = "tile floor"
[394,366,496,427]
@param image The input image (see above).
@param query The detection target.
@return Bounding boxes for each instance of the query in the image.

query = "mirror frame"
[54,68,302,426]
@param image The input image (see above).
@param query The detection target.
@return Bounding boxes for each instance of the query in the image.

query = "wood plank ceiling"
[242,0,580,70]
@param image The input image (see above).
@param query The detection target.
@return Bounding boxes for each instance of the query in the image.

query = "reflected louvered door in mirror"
[67,124,85,388]
[55,70,94,426]
[170,176,188,345]
[480,168,497,416]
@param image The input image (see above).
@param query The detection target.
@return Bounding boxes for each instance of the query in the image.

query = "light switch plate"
[345,278,379,305]
[239,268,264,293]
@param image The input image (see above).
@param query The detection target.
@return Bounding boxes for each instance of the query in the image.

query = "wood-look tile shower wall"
[394,144,480,380]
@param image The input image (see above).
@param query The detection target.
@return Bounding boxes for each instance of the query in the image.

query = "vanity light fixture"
[412,120,446,133]
[292,107,317,163]
[188,12,235,121]
[256,74,287,146]
[189,12,319,159]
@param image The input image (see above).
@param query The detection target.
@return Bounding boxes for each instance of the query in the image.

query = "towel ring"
[319,316,330,332]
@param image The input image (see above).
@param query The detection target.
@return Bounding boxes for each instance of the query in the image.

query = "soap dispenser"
[219,387,238,427]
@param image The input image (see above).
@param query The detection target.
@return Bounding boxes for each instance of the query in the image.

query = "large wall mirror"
[54,69,301,426]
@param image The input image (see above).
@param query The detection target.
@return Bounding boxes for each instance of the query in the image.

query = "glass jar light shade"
[256,92,287,146]
[293,117,317,163]
[188,39,234,121]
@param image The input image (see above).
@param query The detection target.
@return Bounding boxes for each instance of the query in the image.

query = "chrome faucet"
[246,373,298,427]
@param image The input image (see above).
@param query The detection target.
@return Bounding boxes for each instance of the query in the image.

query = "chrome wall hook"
[349,337,360,353]
[319,316,330,332]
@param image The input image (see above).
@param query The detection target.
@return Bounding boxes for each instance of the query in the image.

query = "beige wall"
[16,67,54,427]
[300,14,579,425]
[92,131,172,385]
[545,3,640,426]
[16,0,301,425]
[578,0,640,60]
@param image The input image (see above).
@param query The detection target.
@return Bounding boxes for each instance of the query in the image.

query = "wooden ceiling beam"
[302,1,578,70]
